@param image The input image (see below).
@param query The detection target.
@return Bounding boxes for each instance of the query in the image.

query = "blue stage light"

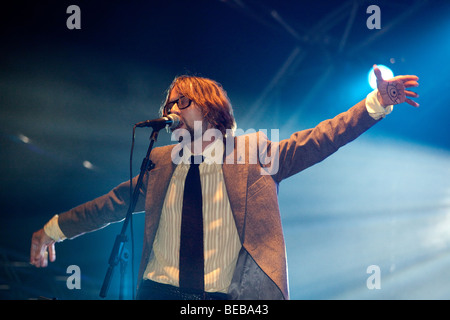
[368,65,394,89]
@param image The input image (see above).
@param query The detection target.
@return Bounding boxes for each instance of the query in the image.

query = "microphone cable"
[128,124,137,300]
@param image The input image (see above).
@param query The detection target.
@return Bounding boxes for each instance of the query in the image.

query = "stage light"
[83,160,94,170]
[18,134,30,144]
[368,65,394,89]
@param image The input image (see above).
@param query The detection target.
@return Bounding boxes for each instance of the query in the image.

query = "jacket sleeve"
[57,174,147,239]
[264,99,380,183]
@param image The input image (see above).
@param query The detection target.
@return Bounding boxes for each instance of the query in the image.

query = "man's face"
[167,90,212,143]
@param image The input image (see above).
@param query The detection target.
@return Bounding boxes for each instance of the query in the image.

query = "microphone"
[135,114,180,130]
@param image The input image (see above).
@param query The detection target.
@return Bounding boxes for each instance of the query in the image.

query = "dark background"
[1,0,449,300]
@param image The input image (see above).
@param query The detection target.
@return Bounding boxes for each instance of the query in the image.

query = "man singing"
[30,65,419,299]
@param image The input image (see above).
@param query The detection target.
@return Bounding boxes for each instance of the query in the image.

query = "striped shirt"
[143,139,242,293]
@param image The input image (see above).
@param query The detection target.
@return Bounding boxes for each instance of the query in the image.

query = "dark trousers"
[136,279,229,300]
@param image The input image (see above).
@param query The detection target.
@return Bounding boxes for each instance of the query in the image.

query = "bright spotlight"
[83,160,94,170]
[18,134,31,144]
[368,65,394,89]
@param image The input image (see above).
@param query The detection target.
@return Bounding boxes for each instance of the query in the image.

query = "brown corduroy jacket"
[58,99,379,299]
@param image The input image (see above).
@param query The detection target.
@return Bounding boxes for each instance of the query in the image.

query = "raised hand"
[374,64,419,107]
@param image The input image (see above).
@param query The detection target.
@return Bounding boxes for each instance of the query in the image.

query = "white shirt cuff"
[43,214,67,242]
[366,89,393,120]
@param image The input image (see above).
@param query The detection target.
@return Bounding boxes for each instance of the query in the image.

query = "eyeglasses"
[164,96,192,114]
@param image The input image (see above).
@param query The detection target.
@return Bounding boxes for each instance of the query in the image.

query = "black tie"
[179,155,204,291]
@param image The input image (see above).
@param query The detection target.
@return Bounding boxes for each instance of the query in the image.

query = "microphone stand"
[99,127,161,299]
[118,248,129,300]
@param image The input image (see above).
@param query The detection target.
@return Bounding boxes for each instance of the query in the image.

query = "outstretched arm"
[271,66,420,181]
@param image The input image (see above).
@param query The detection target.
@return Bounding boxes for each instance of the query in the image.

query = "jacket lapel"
[138,147,177,283]
[222,136,249,243]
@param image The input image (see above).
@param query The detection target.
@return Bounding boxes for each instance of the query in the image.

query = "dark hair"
[161,75,237,135]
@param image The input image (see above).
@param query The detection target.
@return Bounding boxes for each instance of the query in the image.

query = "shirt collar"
[180,138,224,165]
